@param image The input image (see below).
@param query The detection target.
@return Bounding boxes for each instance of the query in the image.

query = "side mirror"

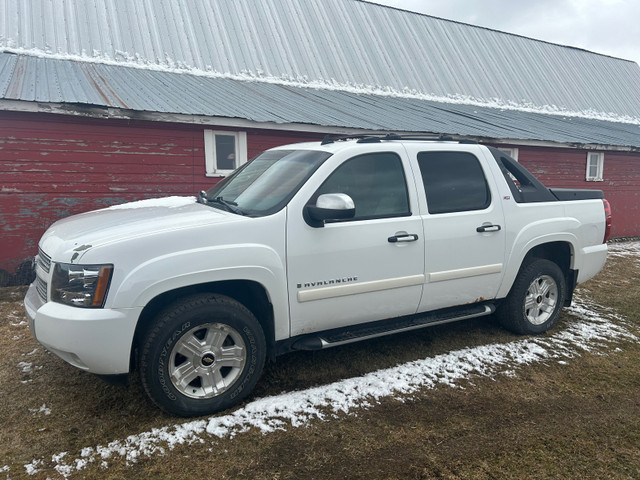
[305,193,355,227]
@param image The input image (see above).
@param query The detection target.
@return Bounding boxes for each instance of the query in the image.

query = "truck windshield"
[203,149,332,216]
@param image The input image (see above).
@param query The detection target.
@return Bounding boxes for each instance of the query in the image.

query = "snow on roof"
[1,0,640,123]
[2,53,639,149]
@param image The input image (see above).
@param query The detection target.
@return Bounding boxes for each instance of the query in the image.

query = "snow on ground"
[28,404,52,416]
[31,294,637,477]
[608,240,640,258]
[18,241,640,476]
[17,361,33,374]
[104,196,196,210]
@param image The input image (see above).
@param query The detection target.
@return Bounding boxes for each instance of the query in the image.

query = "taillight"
[602,199,612,243]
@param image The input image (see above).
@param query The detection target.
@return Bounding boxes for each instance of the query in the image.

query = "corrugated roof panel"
[1,53,639,148]
[1,0,639,120]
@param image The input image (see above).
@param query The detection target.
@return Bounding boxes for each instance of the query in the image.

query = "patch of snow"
[29,404,51,416]
[34,293,637,477]
[0,465,9,472]
[10,321,27,327]
[17,362,32,374]
[608,241,640,258]
[104,196,196,210]
[24,459,41,476]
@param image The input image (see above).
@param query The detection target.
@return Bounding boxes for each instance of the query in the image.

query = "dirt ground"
[1,243,639,479]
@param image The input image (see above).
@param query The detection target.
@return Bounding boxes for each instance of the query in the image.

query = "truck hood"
[40,197,240,262]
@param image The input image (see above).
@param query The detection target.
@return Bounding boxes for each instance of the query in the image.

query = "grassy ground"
[1,244,639,479]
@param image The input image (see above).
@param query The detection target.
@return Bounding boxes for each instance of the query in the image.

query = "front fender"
[110,244,289,340]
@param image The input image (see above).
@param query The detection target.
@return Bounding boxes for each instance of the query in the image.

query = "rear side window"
[418,152,491,214]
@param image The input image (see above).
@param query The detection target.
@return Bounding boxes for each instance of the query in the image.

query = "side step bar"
[292,303,495,351]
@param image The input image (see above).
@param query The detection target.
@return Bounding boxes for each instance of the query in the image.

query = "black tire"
[139,293,266,417]
[496,258,566,335]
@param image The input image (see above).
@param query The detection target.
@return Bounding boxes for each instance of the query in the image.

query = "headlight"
[51,263,113,308]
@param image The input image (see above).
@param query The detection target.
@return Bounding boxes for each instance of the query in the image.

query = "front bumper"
[24,283,142,375]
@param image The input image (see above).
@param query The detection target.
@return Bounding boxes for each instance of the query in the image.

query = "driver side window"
[314,152,410,221]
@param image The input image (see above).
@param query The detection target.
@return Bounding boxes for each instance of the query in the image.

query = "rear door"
[403,145,507,312]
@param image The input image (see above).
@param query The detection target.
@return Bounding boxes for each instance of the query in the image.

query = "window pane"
[206,150,331,216]
[316,153,410,220]
[588,154,601,179]
[418,152,491,214]
[216,135,236,170]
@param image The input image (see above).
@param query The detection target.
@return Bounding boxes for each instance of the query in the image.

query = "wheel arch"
[502,240,576,306]
[130,280,275,371]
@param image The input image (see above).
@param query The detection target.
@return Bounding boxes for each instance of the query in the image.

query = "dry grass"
[1,245,639,479]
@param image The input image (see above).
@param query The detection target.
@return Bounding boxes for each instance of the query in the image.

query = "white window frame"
[204,130,248,176]
[497,147,519,162]
[585,152,604,181]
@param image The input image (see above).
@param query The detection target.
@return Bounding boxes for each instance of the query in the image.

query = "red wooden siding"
[0,112,321,283]
[1,112,638,284]
[514,147,640,238]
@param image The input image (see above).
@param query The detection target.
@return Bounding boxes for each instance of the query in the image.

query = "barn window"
[497,147,519,162]
[204,130,248,176]
[586,152,604,181]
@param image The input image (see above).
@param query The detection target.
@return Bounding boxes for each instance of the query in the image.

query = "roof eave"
[2,98,638,153]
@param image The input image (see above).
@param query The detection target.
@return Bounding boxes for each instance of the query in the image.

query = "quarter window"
[313,152,410,221]
[418,151,491,214]
[204,130,248,176]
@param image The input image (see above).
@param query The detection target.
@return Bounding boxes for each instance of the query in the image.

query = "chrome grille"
[36,275,48,302]
[37,247,51,273]
[36,247,52,302]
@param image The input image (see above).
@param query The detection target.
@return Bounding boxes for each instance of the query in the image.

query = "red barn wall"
[0,111,321,283]
[508,146,640,238]
[1,111,639,284]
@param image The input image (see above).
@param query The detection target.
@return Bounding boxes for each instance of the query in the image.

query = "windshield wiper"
[198,191,245,215]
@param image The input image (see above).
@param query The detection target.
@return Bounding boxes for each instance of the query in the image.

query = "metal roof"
[2,52,639,149]
[1,0,640,121]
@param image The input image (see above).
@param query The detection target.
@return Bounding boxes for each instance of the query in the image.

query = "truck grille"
[36,248,52,302]
[36,276,48,302]
[37,247,52,273]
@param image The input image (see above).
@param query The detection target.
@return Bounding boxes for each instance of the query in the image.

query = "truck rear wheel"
[497,259,566,335]
[139,293,266,417]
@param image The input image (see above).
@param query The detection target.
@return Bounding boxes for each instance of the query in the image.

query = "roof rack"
[320,133,476,145]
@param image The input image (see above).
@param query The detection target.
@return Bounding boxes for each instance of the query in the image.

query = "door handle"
[476,224,501,233]
[388,233,419,243]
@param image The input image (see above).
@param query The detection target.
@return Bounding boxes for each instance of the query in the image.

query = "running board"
[292,303,495,351]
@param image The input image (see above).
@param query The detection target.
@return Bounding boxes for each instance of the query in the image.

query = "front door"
[286,148,425,336]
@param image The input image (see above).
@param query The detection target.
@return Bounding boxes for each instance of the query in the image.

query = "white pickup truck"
[24,136,611,417]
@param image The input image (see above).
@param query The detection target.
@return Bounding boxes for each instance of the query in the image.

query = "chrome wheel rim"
[524,274,558,326]
[169,322,247,399]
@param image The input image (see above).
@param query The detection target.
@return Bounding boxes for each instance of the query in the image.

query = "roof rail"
[320,133,476,145]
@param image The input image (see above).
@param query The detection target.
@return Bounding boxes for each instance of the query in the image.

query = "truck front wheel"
[139,293,266,417]
[497,259,567,335]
